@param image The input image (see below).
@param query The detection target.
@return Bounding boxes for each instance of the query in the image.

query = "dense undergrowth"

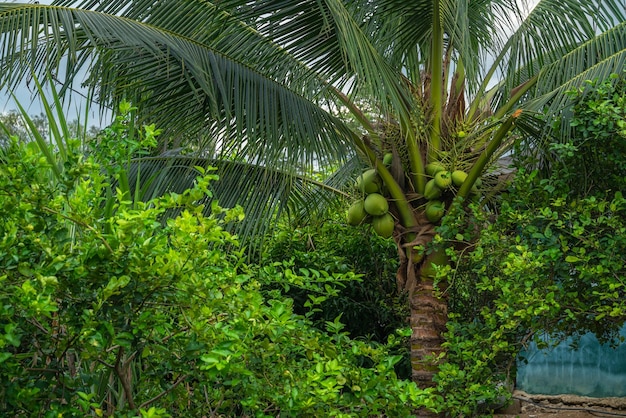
[1,73,625,417]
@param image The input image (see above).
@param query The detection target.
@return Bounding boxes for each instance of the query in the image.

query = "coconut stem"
[376,161,417,229]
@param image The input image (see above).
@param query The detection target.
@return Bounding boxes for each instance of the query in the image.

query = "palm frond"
[499,0,626,96]
[58,0,415,130]
[0,3,354,174]
[367,0,523,92]
[286,153,363,227]
[123,154,354,250]
[524,21,626,116]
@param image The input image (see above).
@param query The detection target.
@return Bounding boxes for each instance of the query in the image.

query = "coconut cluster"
[346,162,394,238]
[423,162,476,223]
[347,156,479,235]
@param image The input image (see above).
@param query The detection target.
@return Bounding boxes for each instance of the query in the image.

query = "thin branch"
[97,358,115,369]
[27,318,49,334]
[42,206,113,253]
[138,374,188,410]
[114,346,136,410]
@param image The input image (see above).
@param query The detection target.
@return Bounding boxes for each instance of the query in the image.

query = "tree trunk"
[409,273,448,386]
[394,221,449,388]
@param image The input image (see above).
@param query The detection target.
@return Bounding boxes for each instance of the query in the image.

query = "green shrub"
[261,218,411,378]
[434,168,626,415]
[519,71,626,197]
[564,72,626,195]
[0,132,436,416]
[428,73,626,415]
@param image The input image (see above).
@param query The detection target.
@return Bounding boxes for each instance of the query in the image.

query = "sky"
[0,1,49,113]
[0,0,111,126]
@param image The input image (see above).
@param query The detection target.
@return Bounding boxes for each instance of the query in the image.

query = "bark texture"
[409,275,448,386]
[394,219,449,388]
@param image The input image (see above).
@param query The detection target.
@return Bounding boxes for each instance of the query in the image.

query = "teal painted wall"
[516,326,626,397]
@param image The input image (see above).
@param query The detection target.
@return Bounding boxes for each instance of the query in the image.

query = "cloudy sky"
[0,0,109,125]
[1,0,51,114]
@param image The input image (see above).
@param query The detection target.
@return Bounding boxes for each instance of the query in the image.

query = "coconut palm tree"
[0,0,625,387]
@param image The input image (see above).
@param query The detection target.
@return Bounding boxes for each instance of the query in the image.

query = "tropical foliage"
[1,69,625,415]
[0,118,437,417]
[1,0,625,388]
[433,75,626,414]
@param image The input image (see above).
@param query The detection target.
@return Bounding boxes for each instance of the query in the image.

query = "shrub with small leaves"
[434,167,626,415]
[426,73,626,416]
[0,124,436,416]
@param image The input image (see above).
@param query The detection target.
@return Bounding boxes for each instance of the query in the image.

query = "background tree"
[0,110,47,146]
[0,0,625,387]
[0,108,98,148]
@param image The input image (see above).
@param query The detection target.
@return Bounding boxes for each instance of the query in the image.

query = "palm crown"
[1,1,624,231]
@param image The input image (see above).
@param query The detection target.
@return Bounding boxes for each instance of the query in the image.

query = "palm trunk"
[409,273,448,386]
[394,220,448,388]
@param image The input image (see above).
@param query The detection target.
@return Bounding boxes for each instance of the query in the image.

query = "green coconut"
[372,213,395,238]
[434,170,452,189]
[425,200,445,223]
[426,161,446,176]
[424,179,442,200]
[451,170,468,187]
[383,153,393,166]
[356,169,381,194]
[363,193,389,216]
[347,200,367,226]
